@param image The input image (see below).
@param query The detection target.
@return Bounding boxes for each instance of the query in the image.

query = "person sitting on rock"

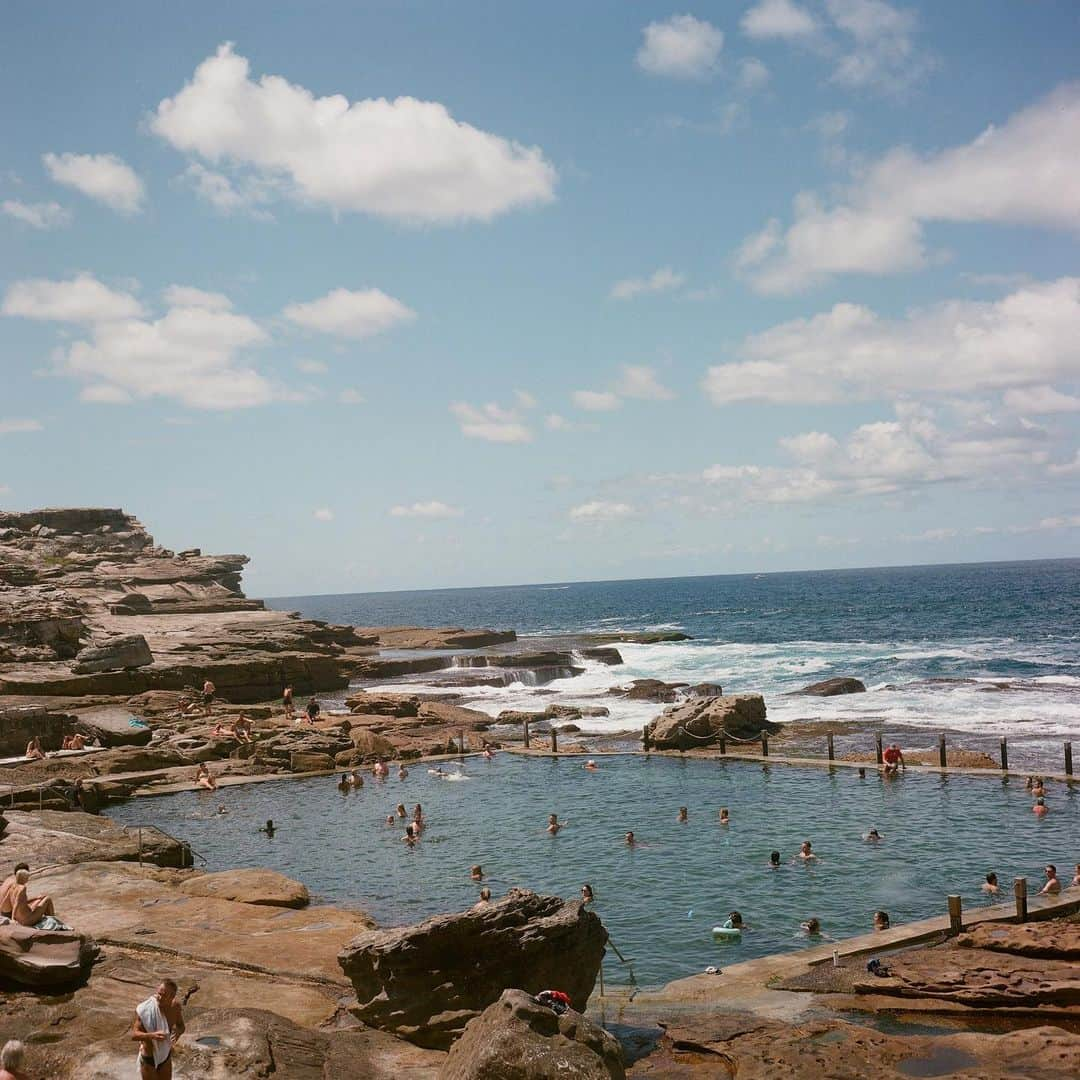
[231,716,253,743]
[0,1039,28,1080]
[981,872,1000,897]
[210,721,230,738]
[0,863,30,917]
[9,869,56,927]
[61,735,73,750]
[195,764,216,791]
[1039,865,1061,895]
[69,732,85,750]
[1072,864,1080,888]
[24,737,45,761]
[882,743,905,776]
[305,697,320,724]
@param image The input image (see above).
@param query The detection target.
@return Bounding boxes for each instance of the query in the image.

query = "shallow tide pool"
[107,756,1079,987]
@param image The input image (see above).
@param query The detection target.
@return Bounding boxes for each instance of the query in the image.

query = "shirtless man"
[9,870,56,926]
[981,872,1000,897]
[0,1039,28,1080]
[201,679,216,715]
[232,716,253,743]
[132,978,185,1080]
[0,863,30,917]
[283,685,294,720]
[547,813,564,835]
[24,737,45,761]
[69,732,85,750]
[882,743,905,776]
[1039,865,1061,895]
[797,840,818,862]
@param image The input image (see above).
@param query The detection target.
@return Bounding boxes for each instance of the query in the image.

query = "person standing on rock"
[283,685,294,721]
[201,679,216,715]
[132,978,185,1079]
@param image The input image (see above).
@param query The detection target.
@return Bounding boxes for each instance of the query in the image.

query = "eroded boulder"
[338,888,607,1050]
[71,633,153,673]
[793,677,866,697]
[0,923,97,988]
[179,868,310,908]
[441,989,625,1079]
[649,694,774,748]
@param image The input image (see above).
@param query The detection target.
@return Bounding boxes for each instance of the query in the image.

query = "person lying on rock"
[132,978,185,1080]
[24,737,45,761]
[9,870,56,927]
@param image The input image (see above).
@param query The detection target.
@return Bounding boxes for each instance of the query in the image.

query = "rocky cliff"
[0,507,377,702]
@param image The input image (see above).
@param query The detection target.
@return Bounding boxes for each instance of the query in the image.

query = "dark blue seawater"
[269,561,1080,749]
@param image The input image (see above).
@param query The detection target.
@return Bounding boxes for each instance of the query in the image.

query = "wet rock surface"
[339,888,607,1049]
[442,989,625,1079]
[649,695,774,748]
[792,677,867,697]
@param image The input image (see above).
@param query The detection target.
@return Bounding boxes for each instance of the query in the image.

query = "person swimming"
[769,851,781,868]
[719,808,730,825]
[483,747,494,760]
[258,819,275,837]
[981,872,1000,896]
[403,824,418,846]
[1031,777,1045,797]
[800,917,822,936]
[428,766,445,777]
[873,910,890,931]
[722,911,743,931]
[477,887,492,903]
[1033,797,1048,816]
[677,807,688,823]
[348,771,363,787]
[584,760,598,770]
[337,775,350,792]
[581,883,595,904]
[470,865,484,881]
[797,840,817,862]
[398,765,409,779]
[396,804,407,818]
[385,815,396,826]
[412,804,424,826]
[547,814,564,835]
[1039,865,1061,895]
[373,760,390,778]
[625,831,635,846]
[864,829,883,842]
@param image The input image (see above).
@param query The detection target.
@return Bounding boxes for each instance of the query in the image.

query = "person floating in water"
[800,917,822,937]
[412,804,424,827]
[385,814,395,826]
[584,759,598,771]
[981,872,1000,896]
[769,851,781,868]
[373,760,390,778]
[403,824,419,846]
[873,910,890,931]
[677,807,688,823]
[882,743,905,776]
[259,820,275,837]
[1031,777,1046,797]
[719,808,730,825]
[625,831,636,846]
[1039,865,1061,895]
[721,911,743,931]
[797,840,818,862]
[337,775,350,792]
[864,828,883,842]
[470,865,485,881]
[395,804,407,819]
[581,883,594,904]
[1033,797,1048,816]
[547,814,564,835]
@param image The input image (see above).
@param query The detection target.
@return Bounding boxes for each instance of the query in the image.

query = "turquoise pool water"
[107,756,1079,987]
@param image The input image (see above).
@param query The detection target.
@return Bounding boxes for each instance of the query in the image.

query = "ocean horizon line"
[267,553,1080,604]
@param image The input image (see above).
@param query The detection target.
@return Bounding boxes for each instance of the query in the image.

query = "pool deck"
[590,889,1080,1029]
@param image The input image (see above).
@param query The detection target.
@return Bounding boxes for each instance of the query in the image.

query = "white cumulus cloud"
[610,266,686,301]
[43,152,145,214]
[569,501,636,522]
[2,200,71,229]
[572,390,622,412]
[704,277,1080,407]
[450,401,532,443]
[2,274,144,323]
[1002,385,1080,415]
[738,84,1080,293]
[616,365,676,401]
[282,287,415,340]
[390,501,464,519]
[741,0,818,39]
[637,15,723,80]
[0,418,43,435]
[152,43,556,224]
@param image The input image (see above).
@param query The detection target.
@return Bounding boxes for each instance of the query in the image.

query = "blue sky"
[3,0,1079,595]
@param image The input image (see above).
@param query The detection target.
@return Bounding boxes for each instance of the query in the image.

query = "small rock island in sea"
[0,507,1076,1078]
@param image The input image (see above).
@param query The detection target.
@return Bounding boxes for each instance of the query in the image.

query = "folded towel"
[136,995,171,1067]
[33,915,72,932]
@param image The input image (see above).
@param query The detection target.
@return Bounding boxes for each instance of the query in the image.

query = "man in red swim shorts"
[882,743,905,776]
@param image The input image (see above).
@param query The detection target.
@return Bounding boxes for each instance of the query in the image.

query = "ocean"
[269,559,1080,763]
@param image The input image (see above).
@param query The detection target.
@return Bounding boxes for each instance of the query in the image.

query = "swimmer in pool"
[1031,777,1045,797]
[385,815,395,826]
[403,824,418,846]
[428,766,445,777]
[470,865,484,881]
[800,917,822,937]
[373,760,390,779]
[797,840,817,862]
[721,911,743,931]
[581,884,594,904]
[483,748,494,760]
[348,771,363,788]
[625,831,636,846]
[1033,797,1048,816]
[398,765,409,779]
[769,851,781,868]
[858,768,866,779]
[1039,865,1061,895]
[396,804,407,818]
[584,760,598,770]
[412,804,424,825]
[477,887,492,904]
[337,775,350,792]
[719,808,730,825]
[1072,864,1080,888]
[873,910,890,931]
[865,829,883,842]
[981,872,1000,896]
[677,807,688,823]
[259,820,275,837]
[547,814,564,835]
